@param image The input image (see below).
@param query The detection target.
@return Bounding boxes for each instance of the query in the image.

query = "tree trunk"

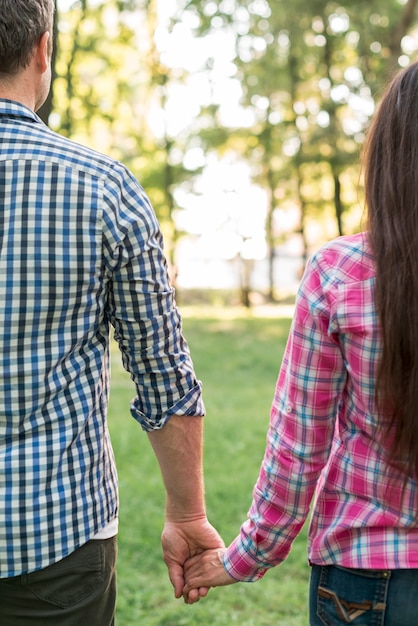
[240,258,252,308]
[295,166,309,266]
[333,173,344,237]
[265,159,276,302]
[37,0,59,125]
[388,0,418,79]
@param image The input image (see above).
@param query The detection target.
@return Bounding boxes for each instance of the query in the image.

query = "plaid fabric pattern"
[0,100,204,577]
[224,233,418,582]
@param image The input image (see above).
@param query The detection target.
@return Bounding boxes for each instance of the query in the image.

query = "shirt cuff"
[222,535,269,583]
[130,382,205,431]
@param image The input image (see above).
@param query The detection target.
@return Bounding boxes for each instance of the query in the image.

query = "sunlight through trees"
[52,0,418,303]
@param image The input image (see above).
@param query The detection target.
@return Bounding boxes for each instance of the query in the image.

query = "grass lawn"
[108,306,310,626]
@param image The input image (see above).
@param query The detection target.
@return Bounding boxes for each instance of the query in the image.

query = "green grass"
[108,307,310,626]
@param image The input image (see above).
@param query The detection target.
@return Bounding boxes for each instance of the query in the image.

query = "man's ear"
[35,32,51,74]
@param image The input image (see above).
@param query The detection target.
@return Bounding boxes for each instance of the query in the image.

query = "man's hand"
[183,547,237,603]
[147,416,225,602]
[161,517,225,601]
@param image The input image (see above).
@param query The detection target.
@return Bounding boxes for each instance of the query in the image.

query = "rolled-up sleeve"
[102,163,204,431]
[223,252,347,581]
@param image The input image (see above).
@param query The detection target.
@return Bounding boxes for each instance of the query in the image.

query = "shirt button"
[286,405,292,413]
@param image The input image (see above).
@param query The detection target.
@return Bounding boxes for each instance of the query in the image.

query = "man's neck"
[0,33,51,113]
[0,80,36,111]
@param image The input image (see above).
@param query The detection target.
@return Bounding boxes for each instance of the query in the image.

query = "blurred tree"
[185,0,418,302]
[53,0,206,287]
[387,0,418,78]
[51,0,418,302]
[37,0,59,125]
[136,0,202,283]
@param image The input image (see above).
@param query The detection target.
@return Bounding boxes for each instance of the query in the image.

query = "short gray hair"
[0,0,55,75]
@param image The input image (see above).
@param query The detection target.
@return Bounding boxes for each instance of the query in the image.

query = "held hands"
[183,547,237,603]
[161,517,226,601]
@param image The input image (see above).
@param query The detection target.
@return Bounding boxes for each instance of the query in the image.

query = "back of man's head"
[0,0,54,76]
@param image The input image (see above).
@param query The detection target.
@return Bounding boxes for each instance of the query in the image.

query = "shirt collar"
[0,99,43,124]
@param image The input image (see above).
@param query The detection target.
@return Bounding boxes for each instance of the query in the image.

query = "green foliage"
[54,0,418,296]
[109,309,311,625]
[185,0,418,229]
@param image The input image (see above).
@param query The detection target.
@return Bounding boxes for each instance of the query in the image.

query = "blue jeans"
[310,563,418,625]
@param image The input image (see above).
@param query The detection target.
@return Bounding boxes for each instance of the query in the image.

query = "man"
[0,1,223,624]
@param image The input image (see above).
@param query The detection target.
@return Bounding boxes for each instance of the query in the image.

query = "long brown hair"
[365,61,418,481]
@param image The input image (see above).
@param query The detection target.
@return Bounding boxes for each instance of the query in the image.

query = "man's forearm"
[147,415,206,522]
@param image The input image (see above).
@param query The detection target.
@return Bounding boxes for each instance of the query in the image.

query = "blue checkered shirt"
[0,100,204,577]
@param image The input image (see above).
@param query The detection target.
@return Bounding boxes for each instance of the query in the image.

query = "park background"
[44,1,418,624]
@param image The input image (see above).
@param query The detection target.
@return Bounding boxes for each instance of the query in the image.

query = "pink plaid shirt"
[224,232,418,582]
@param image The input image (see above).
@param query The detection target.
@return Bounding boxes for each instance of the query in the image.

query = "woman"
[183,61,418,625]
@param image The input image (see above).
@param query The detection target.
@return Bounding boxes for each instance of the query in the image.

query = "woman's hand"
[183,547,237,603]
